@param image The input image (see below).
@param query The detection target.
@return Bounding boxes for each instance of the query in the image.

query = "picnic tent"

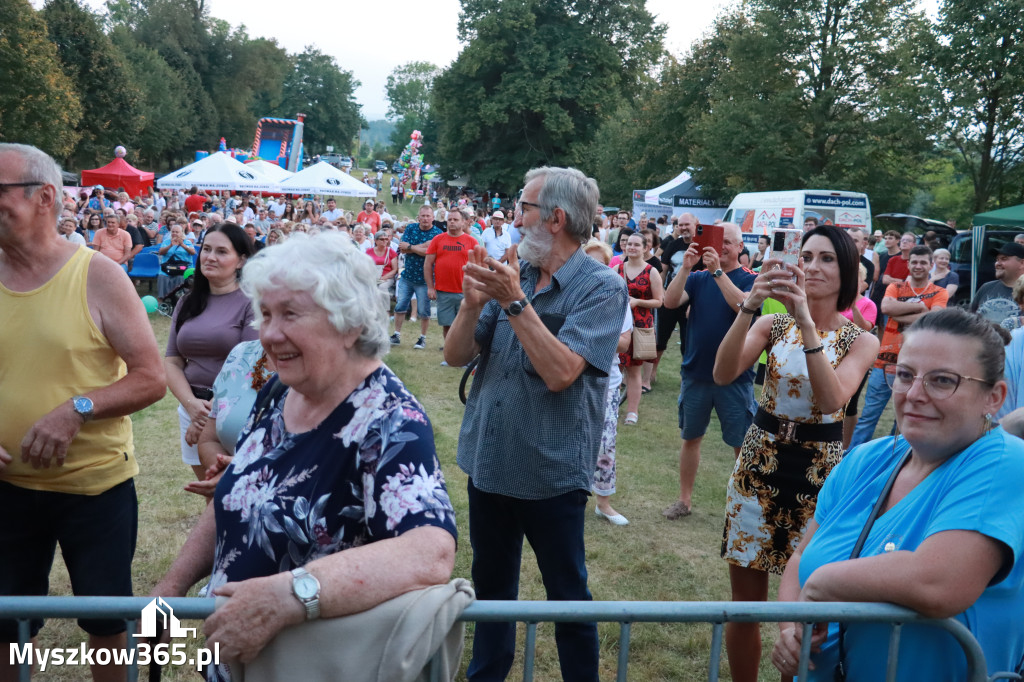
[244,159,294,183]
[156,152,277,192]
[973,203,1024,229]
[81,157,154,197]
[276,162,376,197]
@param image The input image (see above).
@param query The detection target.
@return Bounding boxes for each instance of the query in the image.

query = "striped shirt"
[457,247,628,499]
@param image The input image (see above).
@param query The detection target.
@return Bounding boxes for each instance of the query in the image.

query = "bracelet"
[737,300,759,315]
[803,345,825,355]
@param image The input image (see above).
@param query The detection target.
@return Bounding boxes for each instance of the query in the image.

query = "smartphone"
[693,223,725,255]
[771,228,802,268]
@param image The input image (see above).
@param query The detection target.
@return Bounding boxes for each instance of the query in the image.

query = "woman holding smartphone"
[712,226,880,682]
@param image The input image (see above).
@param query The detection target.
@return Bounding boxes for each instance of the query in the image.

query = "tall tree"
[0,0,82,158]
[933,0,1024,212]
[42,0,142,168]
[688,0,939,212]
[432,0,665,191]
[280,47,364,154]
[385,61,440,122]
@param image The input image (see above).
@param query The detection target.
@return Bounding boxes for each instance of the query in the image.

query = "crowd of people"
[3,141,1024,682]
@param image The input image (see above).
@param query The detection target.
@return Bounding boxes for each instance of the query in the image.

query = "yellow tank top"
[0,247,137,494]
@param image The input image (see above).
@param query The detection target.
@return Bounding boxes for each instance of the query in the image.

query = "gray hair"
[523,166,599,244]
[0,143,63,219]
[241,233,390,359]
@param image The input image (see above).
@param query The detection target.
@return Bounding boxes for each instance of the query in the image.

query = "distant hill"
[362,120,396,148]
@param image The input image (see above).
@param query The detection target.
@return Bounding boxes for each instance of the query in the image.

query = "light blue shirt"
[999,327,1024,419]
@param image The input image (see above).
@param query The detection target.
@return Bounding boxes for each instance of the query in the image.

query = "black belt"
[753,407,842,444]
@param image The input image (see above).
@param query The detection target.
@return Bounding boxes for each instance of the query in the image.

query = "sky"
[66,0,733,120]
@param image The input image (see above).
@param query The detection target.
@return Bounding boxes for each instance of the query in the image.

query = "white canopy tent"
[631,170,727,225]
[243,159,294,183]
[157,152,278,192]
[276,162,377,197]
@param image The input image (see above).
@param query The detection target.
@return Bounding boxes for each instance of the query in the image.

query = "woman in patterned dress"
[152,233,457,681]
[617,233,663,425]
[712,226,880,682]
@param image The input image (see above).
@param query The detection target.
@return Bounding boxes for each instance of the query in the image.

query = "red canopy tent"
[80,157,155,197]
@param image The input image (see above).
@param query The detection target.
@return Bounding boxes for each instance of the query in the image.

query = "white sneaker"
[595,507,629,526]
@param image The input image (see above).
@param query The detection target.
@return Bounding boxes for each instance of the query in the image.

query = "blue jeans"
[848,367,892,450]
[466,479,598,682]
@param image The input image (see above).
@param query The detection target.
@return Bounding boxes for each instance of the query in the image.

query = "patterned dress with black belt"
[721,313,864,574]
[617,262,654,367]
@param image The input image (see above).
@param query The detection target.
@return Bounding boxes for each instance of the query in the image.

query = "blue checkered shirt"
[457,247,629,499]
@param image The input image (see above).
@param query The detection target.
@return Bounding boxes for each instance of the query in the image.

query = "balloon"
[114,145,127,158]
[141,295,158,314]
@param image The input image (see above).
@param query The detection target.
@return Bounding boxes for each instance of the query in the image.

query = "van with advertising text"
[723,190,872,248]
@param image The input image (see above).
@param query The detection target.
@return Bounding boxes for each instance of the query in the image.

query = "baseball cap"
[94,185,104,191]
[492,211,504,219]
[992,242,1024,259]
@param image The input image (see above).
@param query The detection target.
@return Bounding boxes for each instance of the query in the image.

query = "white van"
[723,190,872,248]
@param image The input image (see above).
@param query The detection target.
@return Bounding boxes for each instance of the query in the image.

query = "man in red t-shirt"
[424,206,478,351]
[183,186,206,215]
[881,232,916,286]
[356,200,381,233]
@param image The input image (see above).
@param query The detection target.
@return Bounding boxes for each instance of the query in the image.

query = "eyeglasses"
[0,181,43,196]
[883,364,992,400]
[515,200,545,214]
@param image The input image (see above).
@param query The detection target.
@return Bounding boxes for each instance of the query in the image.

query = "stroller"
[157,268,194,317]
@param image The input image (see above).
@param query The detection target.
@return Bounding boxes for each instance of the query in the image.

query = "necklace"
[250,352,269,391]
[907,281,929,297]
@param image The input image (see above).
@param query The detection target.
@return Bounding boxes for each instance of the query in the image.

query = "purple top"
[166,288,258,388]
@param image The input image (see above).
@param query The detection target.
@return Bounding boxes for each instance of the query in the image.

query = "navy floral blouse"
[209,364,457,591]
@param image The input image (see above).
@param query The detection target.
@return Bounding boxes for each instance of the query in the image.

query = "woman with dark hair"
[281,201,295,222]
[773,308,1024,681]
[611,227,635,260]
[165,223,257,479]
[82,212,102,242]
[712,225,880,681]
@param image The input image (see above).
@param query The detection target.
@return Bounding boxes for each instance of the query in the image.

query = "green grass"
[32,315,892,680]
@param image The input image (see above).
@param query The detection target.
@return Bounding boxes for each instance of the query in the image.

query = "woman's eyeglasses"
[883,364,992,400]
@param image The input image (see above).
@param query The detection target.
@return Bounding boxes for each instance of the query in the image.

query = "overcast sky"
[62,0,940,122]
[65,0,733,120]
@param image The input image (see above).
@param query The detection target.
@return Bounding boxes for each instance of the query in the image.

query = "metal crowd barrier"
[0,597,1012,682]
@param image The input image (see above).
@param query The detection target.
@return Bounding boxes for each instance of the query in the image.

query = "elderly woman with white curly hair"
[151,233,457,681]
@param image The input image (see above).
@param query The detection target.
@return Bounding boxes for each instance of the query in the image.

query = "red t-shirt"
[184,194,206,214]
[883,254,909,281]
[356,211,381,232]
[366,246,398,278]
[426,232,477,293]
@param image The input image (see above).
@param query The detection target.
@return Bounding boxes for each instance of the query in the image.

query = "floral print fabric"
[617,262,655,367]
[209,364,457,593]
[721,314,863,574]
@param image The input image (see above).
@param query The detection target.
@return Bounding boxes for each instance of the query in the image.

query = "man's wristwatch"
[71,395,94,422]
[290,567,321,620]
[712,268,724,279]
[503,297,530,317]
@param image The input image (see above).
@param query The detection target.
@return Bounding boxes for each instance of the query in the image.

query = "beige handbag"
[631,326,657,360]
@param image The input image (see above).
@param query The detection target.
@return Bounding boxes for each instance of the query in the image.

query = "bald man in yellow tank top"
[0,143,166,681]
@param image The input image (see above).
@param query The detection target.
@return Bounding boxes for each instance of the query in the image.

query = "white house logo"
[134,598,196,638]
[175,170,193,178]
[326,178,341,186]
[237,171,256,180]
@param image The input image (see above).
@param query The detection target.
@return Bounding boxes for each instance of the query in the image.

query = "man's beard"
[518,225,553,267]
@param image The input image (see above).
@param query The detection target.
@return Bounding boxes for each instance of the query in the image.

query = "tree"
[933,0,1024,212]
[0,0,82,158]
[280,47,364,154]
[385,61,440,122]
[42,0,143,168]
[432,0,665,191]
[688,0,939,212]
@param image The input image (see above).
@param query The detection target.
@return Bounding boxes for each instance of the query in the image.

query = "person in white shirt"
[480,210,512,262]
[58,217,87,246]
[321,198,344,222]
[267,198,286,218]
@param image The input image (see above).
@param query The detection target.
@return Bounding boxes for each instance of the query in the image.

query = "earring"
[985,413,994,431]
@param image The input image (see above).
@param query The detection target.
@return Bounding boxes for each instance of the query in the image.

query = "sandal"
[641,386,652,394]
[661,500,692,520]
[624,412,638,425]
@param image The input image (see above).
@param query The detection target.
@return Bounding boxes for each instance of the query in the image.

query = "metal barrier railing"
[0,597,1011,682]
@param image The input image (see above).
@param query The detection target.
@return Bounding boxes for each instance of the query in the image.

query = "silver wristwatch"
[290,567,321,620]
[71,395,94,422]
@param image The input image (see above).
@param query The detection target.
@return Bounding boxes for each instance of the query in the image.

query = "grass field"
[33,266,893,680]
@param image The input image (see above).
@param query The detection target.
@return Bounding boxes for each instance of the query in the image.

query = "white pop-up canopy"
[243,159,294,183]
[277,162,377,197]
[156,152,278,192]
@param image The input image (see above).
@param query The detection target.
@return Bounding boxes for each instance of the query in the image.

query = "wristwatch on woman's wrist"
[290,567,321,620]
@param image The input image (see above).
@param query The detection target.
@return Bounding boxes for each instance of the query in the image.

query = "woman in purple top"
[166,223,256,479]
